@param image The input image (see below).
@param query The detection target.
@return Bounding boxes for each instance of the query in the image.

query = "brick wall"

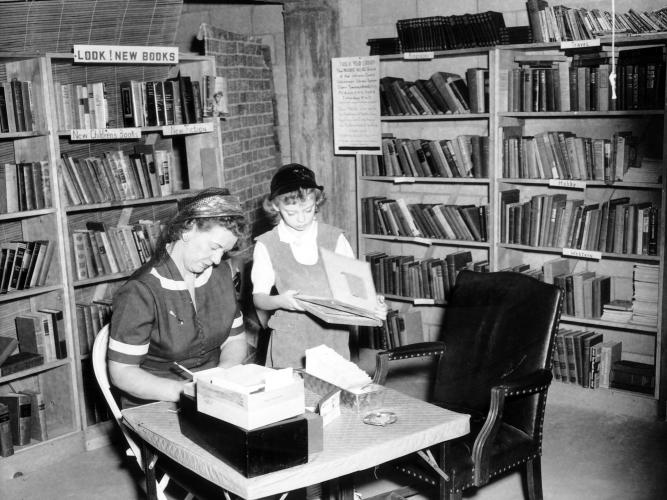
[199,24,281,238]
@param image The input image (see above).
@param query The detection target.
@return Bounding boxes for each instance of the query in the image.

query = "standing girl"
[251,163,356,368]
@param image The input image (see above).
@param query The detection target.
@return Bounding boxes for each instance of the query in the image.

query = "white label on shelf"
[70,128,141,140]
[562,248,602,260]
[73,44,179,64]
[162,122,215,136]
[549,179,586,190]
[403,51,435,60]
[394,177,416,183]
[414,298,435,305]
[560,39,600,50]
[412,237,432,246]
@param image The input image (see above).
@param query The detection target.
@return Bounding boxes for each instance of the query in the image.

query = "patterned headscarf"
[178,188,243,219]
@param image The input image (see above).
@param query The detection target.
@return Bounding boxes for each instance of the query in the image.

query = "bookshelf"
[355,35,667,419]
[0,51,226,475]
[356,47,494,347]
[0,54,80,474]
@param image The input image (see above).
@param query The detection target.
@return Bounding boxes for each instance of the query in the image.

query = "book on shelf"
[611,360,654,394]
[598,340,622,389]
[19,389,47,442]
[0,402,13,457]
[0,351,43,376]
[0,393,32,446]
[15,314,46,359]
[37,308,66,360]
[295,248,384,327]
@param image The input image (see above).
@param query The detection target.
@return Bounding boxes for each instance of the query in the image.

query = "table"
[121,387,470,499]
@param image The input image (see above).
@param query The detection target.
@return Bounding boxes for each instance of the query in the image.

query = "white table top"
[122,387,469,499]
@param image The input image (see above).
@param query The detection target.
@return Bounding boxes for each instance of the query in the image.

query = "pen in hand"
[173,362,195,380]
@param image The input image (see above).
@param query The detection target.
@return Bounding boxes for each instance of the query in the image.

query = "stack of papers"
[305,344,372,393]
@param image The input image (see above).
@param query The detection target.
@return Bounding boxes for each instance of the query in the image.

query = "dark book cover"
[0,402,13,457]
[10,79,26,132]
[0,393,31,446]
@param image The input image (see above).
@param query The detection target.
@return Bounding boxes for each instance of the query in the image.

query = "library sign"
[73,45,178,64]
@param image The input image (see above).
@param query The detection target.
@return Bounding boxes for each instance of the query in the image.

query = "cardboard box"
[195,365,305,430]
[302,372,385,414]
[179,395,322,477]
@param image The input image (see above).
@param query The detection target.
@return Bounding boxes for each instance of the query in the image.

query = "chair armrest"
[471,369,552,485]
[372,342,446,385]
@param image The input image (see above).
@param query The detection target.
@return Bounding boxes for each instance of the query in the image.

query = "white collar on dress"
[277,219,318,245]
[149,265,213,290]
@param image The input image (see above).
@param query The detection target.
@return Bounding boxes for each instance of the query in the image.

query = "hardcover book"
[295,248,384,327]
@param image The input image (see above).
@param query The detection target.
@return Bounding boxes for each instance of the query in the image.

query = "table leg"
[142,442,159,500]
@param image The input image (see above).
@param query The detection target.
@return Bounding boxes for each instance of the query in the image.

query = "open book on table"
[295,248,384,327]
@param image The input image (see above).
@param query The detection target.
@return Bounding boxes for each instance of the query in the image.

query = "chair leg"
[524,457,543,500]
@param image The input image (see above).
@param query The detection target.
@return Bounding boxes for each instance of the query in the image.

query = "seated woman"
[108,187,249,407]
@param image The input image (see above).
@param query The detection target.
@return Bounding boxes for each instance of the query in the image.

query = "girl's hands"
[374,294,388,319]
[280,289,305,311]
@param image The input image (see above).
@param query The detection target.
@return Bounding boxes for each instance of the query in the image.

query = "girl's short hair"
[262,187,327,225]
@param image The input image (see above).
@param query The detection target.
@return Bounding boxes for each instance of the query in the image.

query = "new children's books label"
[70,128,141,140]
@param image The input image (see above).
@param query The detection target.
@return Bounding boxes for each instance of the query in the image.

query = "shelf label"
[414,298,435,305]
[549,179,586,190]
[73,44,178,64]
[70,128,141,140]
[562,248,602,260]
[162,122,215,136]
[560,38,600,50]
[403,51,435,60]
[412,237,432,246]
[394,177,416,184]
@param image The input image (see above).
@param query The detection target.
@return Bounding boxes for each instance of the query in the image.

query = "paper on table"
[305,344,372,391]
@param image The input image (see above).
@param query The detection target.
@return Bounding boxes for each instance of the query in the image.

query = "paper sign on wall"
[332,56,381,156]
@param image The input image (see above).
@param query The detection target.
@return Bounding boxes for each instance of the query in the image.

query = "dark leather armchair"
[373,270,563,500]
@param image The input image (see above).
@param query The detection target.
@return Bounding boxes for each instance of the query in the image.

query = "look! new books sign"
[332,56,381,156]
[73,45,178,64]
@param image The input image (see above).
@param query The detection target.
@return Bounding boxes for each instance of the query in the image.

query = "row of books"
[75,299,112,356]
[632,263,659,326]
[0,161,52,213]
[71,220,161,280]
[395,12,506,51]
[381,70,484,116]
[0,390,48,456]
[362,134,489,180]
[13,308,67,364]
[59,145,175,206]
[550,268,611,320]
[0,78,36,133]
[552,328,619,390]
[526,1,667,42]
[52,81,110,130]
[358,309,424,351]
[507,48,664,112]
[362,197,489,243]
[502,130,640,182]
[500,190,659,255]
[366,250,486,302]
[0,240,54,294]
[119,73,226,128]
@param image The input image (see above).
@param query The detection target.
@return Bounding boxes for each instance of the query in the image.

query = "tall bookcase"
[357,35,667,419]
[0,51,226,476]
[357,47,494,345]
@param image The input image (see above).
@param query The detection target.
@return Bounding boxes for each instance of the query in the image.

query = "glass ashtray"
[362,410,397,426]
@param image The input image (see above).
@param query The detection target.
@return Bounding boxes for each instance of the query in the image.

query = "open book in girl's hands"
[295,248,385,327]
